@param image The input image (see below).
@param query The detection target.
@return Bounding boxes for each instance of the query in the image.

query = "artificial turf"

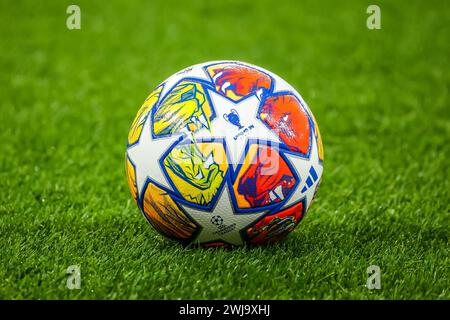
[0,0,448,299]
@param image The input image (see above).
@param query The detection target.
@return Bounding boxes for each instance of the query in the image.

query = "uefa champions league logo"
[223,109,244,130]
[210,215,224,226]
[223,109,256,141]
[210,215,236,235]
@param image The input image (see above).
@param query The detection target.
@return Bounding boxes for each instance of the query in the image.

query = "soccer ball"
[125,61,324,247]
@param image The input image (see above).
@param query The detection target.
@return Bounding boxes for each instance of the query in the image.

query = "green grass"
[0,0,448,299]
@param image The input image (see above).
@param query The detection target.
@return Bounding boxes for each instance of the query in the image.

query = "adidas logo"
[301,166,318,193]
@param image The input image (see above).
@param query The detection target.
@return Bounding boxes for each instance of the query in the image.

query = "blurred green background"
[0,0,448,299]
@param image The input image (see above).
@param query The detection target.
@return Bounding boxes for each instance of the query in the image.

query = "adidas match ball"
[125,61,324,247]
